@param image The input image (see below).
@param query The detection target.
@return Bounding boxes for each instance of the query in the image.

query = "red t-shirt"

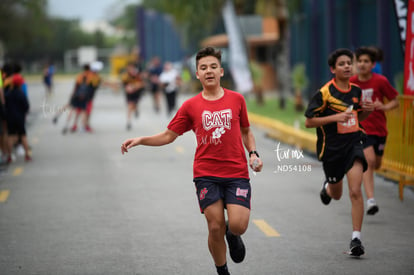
[168,88,250,179]
[12,74,25,87]
[350,73,399,136]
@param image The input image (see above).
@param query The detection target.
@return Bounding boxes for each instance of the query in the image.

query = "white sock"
[352,231,361,240]
[367,198,376,204]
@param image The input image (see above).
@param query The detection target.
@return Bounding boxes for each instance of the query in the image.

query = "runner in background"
[61,64,94,134]
[43,61,55,98]
[350,46,399,215]
[159,61,181,117]
[121,62,145,131]
[84,61,103,133]
[147,56,163,113]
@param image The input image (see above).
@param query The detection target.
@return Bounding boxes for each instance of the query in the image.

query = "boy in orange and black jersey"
[306,78,365,162]
[121,62,144,130]
[305,48,374,257]
[83,62,103,132]
[62,64,94,134]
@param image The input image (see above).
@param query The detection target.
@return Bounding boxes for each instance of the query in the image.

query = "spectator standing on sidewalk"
[0,68,7,164]
[2,62,31,162]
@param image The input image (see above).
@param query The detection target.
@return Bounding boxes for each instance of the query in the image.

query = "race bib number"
[337,110,359,134]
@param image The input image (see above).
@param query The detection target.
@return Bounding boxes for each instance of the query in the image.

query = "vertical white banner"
[222,0,253,94]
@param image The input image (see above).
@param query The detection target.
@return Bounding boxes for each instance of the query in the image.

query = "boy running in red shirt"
[121,47,263,275]
[350,47,399,215]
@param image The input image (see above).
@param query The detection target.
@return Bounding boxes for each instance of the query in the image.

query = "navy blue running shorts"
[363,135,387,156]
[194,177,251,213]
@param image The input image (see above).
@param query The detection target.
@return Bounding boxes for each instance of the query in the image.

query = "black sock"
[216,263,230,275]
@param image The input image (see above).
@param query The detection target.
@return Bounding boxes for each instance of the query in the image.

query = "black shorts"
[322,141,368,184]
[194,177,251,213]
[70,96,87,110]
[126,88,144,103]
[364,135,387,156]
[7,120,26,135]
[150,83,160,94]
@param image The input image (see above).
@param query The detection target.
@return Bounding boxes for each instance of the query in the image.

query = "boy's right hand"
[121,138,139,154]
[336,111,354,123]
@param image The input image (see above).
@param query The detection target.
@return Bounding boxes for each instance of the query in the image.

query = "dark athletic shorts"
[7,120,26,135]
[70,96,87,110]
[194,177,251,213]
[322,141,368,184]
[150,83,160,94]
[363,135,387,156]
[126,88,144,103]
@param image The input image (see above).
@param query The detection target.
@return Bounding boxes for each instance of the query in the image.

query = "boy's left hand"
[250,156,263,172]
[373,99,384,110]
[361,100,375,112]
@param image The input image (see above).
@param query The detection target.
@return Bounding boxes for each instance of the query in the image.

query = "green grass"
[246,97,314,133]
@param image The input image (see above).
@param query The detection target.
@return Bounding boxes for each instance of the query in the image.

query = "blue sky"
[48,0,140,21]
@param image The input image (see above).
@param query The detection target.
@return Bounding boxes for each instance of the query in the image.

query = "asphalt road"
[0,78,413,275]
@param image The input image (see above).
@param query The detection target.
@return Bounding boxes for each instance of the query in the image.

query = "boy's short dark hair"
[2,62,13,76]
[369,46,383,62]
[328,48,354,68]
[355,47,377,62]
[12,62,22,74]
[196,47,222,68]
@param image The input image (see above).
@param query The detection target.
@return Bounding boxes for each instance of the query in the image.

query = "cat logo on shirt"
[202,109,232,131]
[199,188,208,200]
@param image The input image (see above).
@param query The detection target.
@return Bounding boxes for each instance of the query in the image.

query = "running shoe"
[225,223,245,263]
[349,238,365,257]
[71,125,77,132]
[85,125,93,133]
[320,182,331,205]
[367,200,379,215]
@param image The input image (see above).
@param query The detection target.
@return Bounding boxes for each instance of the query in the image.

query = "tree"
[142,0,226,51]
[110,3,140,49]
[0,0,50,61]
[141,0,291,109]
[0,0,128,68]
